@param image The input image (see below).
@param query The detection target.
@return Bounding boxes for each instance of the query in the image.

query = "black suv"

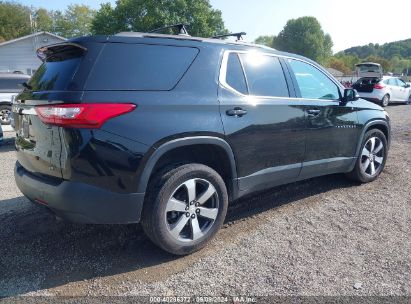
[13,31,390,255]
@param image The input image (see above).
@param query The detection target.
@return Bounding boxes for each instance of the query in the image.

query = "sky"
[17,0,411,53]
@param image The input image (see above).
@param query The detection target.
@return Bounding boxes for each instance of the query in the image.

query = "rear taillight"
[35,103,136,129]
[374,84,385,90]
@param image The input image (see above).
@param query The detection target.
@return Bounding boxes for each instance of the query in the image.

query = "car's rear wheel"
[346,129,387,183]
[381,94,390,107]
[141,163,228,255]
[0,105,11,125]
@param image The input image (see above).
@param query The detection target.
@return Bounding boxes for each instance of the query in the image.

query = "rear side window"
[226,53,248,94]
[86,44,199,91]
[239,53,289,97]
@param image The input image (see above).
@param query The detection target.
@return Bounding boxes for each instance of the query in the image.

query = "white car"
[0,73,30,125]
[352,76,411,107]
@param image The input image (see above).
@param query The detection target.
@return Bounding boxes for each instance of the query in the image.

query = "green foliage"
[326,57,351,75]
[340,39,411,74]
[272,16,333,64]
[52,4,96,38]
[343,39,411,60]
[34,8,53,32]
[91,0,227,37]
[254,35,274,47]
[0,1,31,41]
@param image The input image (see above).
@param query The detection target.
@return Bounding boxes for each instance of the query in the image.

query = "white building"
[0,32,66,75]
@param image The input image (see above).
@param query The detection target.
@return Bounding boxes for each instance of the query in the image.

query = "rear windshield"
[85,44,199,91]
[0,77,28,92]
[28,58,81,91]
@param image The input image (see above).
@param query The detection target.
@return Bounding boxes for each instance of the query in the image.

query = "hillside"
[340,38,411,59]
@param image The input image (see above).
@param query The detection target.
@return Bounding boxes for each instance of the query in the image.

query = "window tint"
[86,44,199,91]
[288,59,340,100]
[0,78,27,91]
[28,58,82,91]
[225,53,248,94]
[239,53,289,97]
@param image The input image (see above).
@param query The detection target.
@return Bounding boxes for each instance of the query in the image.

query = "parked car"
[0,123,3,145]
[13,31,390,255]
[352,76,411,106]
[0,73,30,125]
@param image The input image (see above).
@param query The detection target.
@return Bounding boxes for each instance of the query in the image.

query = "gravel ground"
[0,105,410,299]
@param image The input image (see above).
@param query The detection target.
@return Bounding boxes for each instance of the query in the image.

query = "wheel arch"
[349,119,390,171]
[137,136,239,200]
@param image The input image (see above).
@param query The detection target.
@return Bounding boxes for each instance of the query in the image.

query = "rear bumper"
[358,91,385,102]
[14,162,145,224]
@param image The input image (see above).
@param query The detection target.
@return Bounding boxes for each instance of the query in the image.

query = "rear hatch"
[352,77,381,93]
[355,63,383,78]
[13,43,88,179]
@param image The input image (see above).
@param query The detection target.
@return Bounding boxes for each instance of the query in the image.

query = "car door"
[285,58,360,179]
[386,78,400,100]
[218,51,306,194]
[394,78,409,101]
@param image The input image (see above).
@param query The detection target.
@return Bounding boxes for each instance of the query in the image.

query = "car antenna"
[211,32,246,41]
[148,23,190,36]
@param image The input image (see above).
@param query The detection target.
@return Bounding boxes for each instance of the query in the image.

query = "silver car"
[353,76,411,107]
[0,73,30,125]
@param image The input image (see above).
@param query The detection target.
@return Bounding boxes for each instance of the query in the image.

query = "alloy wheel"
[0,108,11,124]
[165,178,219,242]
[360,137,385,177]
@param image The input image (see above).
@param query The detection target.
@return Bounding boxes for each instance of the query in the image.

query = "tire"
[141,163,228,255]
[407,95,411,105]
[381,94,390,107]
[346,129,388,183]
[0,104,11,125]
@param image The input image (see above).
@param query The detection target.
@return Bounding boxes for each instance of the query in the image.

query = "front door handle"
[307,109,321,117]
[226,107,247,117]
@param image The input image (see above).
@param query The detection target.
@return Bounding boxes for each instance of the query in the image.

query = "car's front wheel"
[0,105,12,125]
[346,129,387,183]
[141,163,228,255]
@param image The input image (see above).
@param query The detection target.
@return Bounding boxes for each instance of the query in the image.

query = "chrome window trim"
[219,49,344,102]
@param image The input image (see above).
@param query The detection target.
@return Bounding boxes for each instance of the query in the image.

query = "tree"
[326,57,350,75]
[53,4,95,38]
[91,0,227,38]
[365,55,392,72]
[254,35,274,47]
[34,8,53,32]
[272,16,333,64]
[0,1,31,41]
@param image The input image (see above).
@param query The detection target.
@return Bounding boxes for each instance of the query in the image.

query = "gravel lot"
[0,105,410,299]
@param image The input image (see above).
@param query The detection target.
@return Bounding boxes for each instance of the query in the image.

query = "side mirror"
[343,88,360,103]
[405,83,410,88]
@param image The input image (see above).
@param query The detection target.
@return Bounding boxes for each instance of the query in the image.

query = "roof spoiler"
[37,42,87,62]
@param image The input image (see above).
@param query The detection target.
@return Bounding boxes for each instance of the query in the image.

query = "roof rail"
[148,23,190,36]
[211,32,246,41]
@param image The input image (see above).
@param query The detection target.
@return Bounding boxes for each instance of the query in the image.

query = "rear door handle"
[307,109,321,117]
[226,107,247,117]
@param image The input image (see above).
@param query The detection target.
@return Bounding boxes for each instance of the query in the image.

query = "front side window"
[239,53,289,97]
[395,78,406,87]
[288,59,340,100]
